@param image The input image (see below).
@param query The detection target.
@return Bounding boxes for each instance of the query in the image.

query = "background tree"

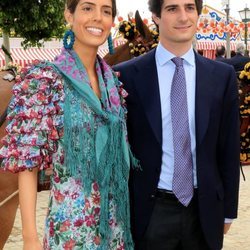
[0,0,65,64]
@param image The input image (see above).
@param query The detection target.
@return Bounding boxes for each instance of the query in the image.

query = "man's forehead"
[163,0,196,6]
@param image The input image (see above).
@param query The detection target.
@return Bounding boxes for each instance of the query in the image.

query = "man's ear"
[152,13,160,25]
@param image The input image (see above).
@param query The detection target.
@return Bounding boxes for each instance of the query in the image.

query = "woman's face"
[65,0,114,51]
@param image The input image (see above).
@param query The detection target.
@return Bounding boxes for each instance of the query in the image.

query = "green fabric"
[51,49,134,249]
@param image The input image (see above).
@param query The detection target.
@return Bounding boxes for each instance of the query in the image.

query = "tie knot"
[171,57,183,67]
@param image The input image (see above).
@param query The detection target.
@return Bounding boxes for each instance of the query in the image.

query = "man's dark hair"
[148,0,203,17]
[216,45,226,57]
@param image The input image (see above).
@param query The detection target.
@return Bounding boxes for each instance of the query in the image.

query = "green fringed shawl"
[52,49,134,249]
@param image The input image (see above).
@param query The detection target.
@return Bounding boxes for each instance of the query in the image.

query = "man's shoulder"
[113,49,156,72]
[196,54,235,75]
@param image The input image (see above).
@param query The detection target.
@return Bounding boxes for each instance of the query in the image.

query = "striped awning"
[196,41,250,51]
[0,47,111,68]
[0,48,60,68]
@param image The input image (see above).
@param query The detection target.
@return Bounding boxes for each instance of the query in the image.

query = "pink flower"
[93,235,101,245]
[93,182,99,191]
[94,207,100,215]
[54,190,65,203]
[92,193,100,205]
[74,219,84,227]
[110,95,120,106]
[63,239,76,250]
[49,221,55,237]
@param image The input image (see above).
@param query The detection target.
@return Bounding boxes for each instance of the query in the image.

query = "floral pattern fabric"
[0,61,129,249]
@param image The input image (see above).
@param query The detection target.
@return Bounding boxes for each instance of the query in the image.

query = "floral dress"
[0,60,130,250]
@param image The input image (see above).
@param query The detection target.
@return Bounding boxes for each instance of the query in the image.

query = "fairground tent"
[195,5,250,59]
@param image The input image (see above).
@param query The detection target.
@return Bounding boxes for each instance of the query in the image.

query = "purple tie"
[171,57,193,206]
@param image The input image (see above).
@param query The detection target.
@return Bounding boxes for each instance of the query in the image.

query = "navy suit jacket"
[114,49,240,250]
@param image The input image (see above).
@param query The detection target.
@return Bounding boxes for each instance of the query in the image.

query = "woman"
[0,0,134,249]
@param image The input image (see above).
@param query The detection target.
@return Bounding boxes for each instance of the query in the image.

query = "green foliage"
[0,0,66,48]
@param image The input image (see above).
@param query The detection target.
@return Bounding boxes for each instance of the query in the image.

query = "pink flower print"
[85,215,95,227]
[22,81,29,91]
[49,221,55,237]
[109,87,120,106]
[74,219,84,227]
[120,88,128,99]
[85,199,90,209]
[60,220,71,232]
[54,175,60,183]
[49,129,59,140]
[30,110,38,119]
[72,70,79,79]
[63,239,76,250]
[109,218,114,226]
[68,57,74,63]
[71,192,79,200]
[93,182,99,192]
[92,193,100,205]
[93,235,101,245]
[46,117,53,127]
[37,93,46,102]
[94,207,100,215]
[54,190,65,203]
[117,242,125,250]
[31,138,37,145]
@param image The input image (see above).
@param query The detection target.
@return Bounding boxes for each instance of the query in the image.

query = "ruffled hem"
[0,61,64,173]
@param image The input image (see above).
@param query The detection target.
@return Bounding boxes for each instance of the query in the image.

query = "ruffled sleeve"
[0,61,64,173]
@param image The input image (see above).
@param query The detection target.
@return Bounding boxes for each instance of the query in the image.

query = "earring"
[108,33,114,55]
[63,29,75,50]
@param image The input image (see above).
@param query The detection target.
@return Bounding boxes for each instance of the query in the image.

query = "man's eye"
[167,7,176,12]
[187,6,195,11]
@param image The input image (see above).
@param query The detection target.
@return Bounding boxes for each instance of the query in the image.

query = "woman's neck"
[73,44,98,72]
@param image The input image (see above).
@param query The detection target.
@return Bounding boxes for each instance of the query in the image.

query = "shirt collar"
[156,42,195,67]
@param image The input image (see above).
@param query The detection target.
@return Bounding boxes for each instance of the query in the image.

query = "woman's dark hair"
[66,0,117,18]
[148,0,203,17]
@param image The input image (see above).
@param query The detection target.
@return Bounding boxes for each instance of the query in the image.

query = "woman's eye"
[103,9,112,16]
[82,6,92,12]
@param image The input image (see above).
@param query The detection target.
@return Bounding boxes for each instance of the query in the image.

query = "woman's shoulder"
[12,61,64,102]
[16,60,62,86]
[0,61,64,173]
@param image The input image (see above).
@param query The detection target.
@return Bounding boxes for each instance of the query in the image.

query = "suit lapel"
[130,51,213,147]
[195,54,213,146]
[134,50,162,146]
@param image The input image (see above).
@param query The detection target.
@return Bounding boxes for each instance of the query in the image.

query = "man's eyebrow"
[164,3,196,9]
[164,4,178,9]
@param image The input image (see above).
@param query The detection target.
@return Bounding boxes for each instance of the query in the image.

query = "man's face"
[153,0,199,50]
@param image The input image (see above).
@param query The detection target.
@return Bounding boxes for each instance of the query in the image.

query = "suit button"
[150,194,155,199]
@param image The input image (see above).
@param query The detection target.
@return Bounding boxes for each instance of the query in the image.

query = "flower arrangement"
[238,62,250,163]
[118,20,137,41]
[118,19,159,57]
[239,62,250,82]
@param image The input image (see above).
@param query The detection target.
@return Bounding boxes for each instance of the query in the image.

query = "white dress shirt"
[156,43,197,191]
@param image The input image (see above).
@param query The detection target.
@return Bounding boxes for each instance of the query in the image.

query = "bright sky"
[116,0,249,21]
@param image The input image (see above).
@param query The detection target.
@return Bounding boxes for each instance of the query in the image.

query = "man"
[215,45,227,62]
[114,0,240,249]
[224,42,250,73]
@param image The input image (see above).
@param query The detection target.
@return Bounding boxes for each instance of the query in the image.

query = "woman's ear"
[64,8,73,25]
